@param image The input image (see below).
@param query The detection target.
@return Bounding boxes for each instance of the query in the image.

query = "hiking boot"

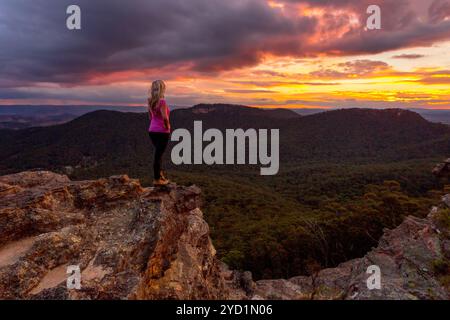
[161,176,170,184]
[153,178,169,186]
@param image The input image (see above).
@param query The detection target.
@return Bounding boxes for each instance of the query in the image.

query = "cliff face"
[252,205,450,300]
[0,171,448,300]
[0,171,228,299]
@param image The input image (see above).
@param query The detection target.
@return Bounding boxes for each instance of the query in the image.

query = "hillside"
[0,105,448,174]
[282,108,450,161]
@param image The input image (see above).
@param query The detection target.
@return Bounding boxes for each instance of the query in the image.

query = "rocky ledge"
[0,171,449,300]
[252,202,450,300]
[0,171,227,299]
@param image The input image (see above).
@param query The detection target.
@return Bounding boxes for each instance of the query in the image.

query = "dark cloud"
[231,80,341,87]
[283,0,450,55]
[310,60,390,78]
[0,0,449,89]
[224,89,277,94]
[392,54,426,59]
[338,60,389,73]
[0,85,148,105]
[429,0,450,23]
[0,0,316,85]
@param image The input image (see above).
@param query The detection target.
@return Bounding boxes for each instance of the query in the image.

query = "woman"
[148,80,171,186]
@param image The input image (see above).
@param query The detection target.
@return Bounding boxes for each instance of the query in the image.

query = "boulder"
[0,171,227,299]
[251,199,450,300]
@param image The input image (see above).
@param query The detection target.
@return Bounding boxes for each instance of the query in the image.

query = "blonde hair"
[148,80,166,112]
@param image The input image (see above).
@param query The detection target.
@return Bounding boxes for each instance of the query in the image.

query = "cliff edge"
[251,203,450,300]
[0,171,448,300]
[0,171,228,299]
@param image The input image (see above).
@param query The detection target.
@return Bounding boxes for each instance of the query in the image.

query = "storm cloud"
[0,0,317,85]
[0,0,449,87]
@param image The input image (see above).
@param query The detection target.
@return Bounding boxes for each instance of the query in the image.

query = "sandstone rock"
[432,158,450,177]
[443,194,450,208]
[218,262,256,299]
[251,203,450,300]
[0,171,227,299]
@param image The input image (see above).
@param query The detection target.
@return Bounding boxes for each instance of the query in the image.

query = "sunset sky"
[0,0,449,109]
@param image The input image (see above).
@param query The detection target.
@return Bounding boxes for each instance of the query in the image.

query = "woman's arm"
[160,101,171,130]
[147,99,152,120]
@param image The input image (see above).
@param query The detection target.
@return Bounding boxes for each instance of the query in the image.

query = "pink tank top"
[149,99,170,133]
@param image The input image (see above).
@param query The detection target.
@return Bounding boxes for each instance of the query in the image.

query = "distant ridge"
[306,108,429,122]
[293,107,450,125]
[1,105,450,129]
[190,103,300,119]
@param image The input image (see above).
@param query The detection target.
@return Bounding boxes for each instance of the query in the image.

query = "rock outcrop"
[250,200,450,300]
[433,158,450,177]
[0,171,226,299]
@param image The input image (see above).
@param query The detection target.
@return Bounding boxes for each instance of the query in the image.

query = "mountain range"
[1,105,449,173]
[2,105,450,130]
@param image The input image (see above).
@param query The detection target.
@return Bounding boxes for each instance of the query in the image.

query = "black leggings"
[149,132,170,180]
